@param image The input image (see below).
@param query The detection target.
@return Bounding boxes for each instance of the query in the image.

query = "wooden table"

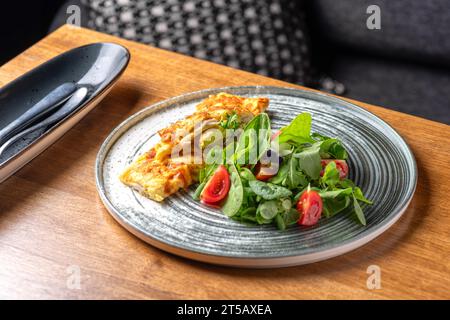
[0,25,449,300]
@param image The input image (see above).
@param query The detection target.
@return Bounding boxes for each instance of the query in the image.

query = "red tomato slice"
[320,159,348,179]
[297,190,323,226]
[200,165,231,204]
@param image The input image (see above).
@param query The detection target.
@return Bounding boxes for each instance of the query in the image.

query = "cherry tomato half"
[255,163,277,181]
[200,165,231,204]
[255,150,280,181]
[297,190,323,226]
[271,130,282,141]
[320,159,348,179]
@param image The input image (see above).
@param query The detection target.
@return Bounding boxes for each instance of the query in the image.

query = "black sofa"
[1,0,449,124]
[306,0,450,124]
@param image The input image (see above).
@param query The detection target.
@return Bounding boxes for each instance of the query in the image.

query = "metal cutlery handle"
[0,87,88,158]
[0,82,77,145]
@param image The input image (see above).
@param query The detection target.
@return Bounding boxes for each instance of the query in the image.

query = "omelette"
[119,92,269,201]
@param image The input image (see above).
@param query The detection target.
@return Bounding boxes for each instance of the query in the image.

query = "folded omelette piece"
[119,92,269,201]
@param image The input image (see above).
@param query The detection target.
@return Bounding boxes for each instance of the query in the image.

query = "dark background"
[0,2,63,64]
[1,0,449,124]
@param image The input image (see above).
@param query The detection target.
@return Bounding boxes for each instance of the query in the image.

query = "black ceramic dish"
[0,42,130,182]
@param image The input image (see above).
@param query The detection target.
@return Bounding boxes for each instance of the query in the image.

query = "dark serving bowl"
[0,42,130,182]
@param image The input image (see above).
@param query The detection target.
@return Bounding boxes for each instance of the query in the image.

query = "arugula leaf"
[241,187,257,210]
[222,164,244,217]
[320,161,340,187]
[275,214,286,230]
[319,187,353,218]
[278,113,315,146]
[235,113,271,165]
[320,138,348,160]
[322,196,351,218]
[311,132,348,160]
[337,178,355,189]
[353,187,373,204]
[285,155,308,189]
[319,187,353,199]
[353,194,367,225]
[319,186,371,221]
[294,142,322,179]
[249,180,292,200]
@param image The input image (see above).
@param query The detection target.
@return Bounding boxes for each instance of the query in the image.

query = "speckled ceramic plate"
[95,86,417,268]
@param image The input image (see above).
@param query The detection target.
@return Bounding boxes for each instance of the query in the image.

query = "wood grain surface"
[0,25,449,299]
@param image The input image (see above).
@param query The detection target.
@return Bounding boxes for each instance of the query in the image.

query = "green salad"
[192,112,372,230]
